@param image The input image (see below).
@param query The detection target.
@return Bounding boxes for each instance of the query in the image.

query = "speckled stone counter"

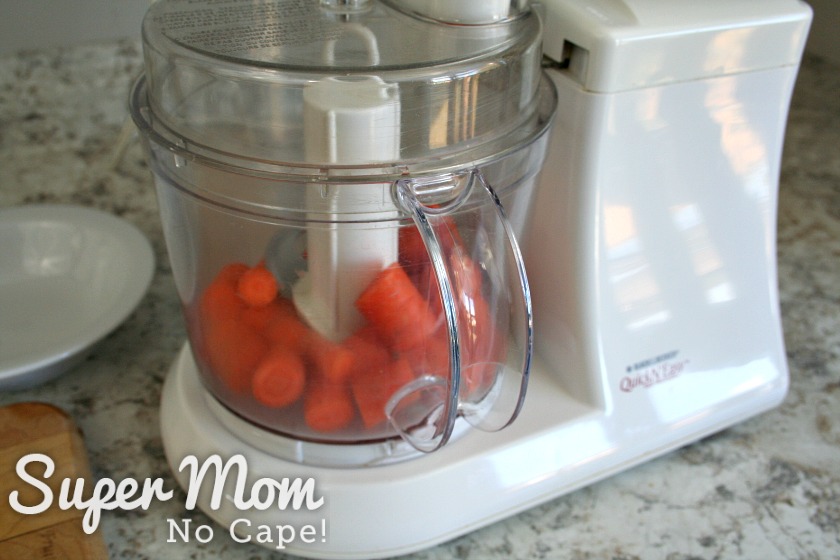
[1,40,838,559]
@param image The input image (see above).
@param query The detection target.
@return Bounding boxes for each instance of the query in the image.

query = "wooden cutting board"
[0,402,108,559]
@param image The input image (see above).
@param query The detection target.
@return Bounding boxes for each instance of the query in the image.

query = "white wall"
[0,0,837,64]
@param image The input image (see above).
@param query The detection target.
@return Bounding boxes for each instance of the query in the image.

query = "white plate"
[0,205,154,390]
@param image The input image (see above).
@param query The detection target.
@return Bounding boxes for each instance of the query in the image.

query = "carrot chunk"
[355,263,440,352]
[262,297,310,352]
[241,299,276,332]
[251,346,306,408]
[399,225,428,269]
[304,382,355,433]
[203,320,269,394]
[344,326,392,376]
[200,263,248,323]
[351,357,416,429]
[237,263,279,308]
[216,262,250,285]
[307,333,356,385]
[194,243,503,435]
[196,263,267,393]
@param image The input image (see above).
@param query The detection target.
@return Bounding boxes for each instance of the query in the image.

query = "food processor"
[130,0,812,557]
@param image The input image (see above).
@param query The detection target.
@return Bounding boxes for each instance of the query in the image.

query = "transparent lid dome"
[139,0,546,174]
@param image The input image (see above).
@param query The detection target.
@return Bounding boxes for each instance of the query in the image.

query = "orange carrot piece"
[199,263,249,323]
[344,326,392,376]
[399,216,462,266]
[351,357,416,429]
[196,263,266,393]
[262,297,310,352]
[216,262,250,285]
[251,346,306,408]
[355,263,440,352]
[242,299,286,332]
[307,333,356,384]
[399,225,428,268]
[251,296,354,383]
[237,263,279,308]
[203,320,269,394]
[304,382,355,433]
[200,281,244,323]
[399,224,451,319]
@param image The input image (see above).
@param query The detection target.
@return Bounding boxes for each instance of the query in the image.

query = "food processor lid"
[145,0,532,69]
[139,0,547,171]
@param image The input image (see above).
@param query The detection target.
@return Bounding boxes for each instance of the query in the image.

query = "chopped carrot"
[304,381,355,433]
[399,225,433,312]
[202,320,269,394]
[251,346,306,408]
[398,223,450,319]
[216,262,250,285]
[253,298,353,382]
[344,326,392,376]
[351,357,416,429]
[196,263,266,393]
[237,263,279,308]
[242,299,286,332]
[262,297,310,352]
[199,263,249,323]
[195,242,502,435]
[399,225,428,268]
[307,333,356,385]
[200,280,244,323]
[399,216,462,267]
[355,263,441,352]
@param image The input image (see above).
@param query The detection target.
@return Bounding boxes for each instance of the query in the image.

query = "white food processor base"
[160,342,786,560]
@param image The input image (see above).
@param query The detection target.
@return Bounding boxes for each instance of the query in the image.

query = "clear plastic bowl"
[132,0,556,464]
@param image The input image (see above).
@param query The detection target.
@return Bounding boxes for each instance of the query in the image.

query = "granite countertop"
[1,40,838,559]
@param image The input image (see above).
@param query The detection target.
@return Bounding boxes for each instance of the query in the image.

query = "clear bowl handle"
[388,169,532,453]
